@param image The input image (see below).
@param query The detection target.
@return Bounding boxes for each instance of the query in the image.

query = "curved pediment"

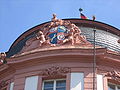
[18,14,91,55]
[5,14,120,58]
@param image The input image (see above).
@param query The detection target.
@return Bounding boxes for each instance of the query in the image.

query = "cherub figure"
[74,29,88,45]
[63,31,74,45]
[0,52,6,60]
[36,31,46,46]
[51,14,57,21]
[0,52,6,64]
[51,13,64,26]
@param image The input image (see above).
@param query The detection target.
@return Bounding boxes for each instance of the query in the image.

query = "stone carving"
[40,66,71,77]
[0,52,6,64]
[118,39,120,43]
[21,14,91,53]
[105,70,120,82]
[51,13,58,21]
[41,14,91,46]
[45,14,91,46]
[36,31,46,46]
[0,80,8,89]
[0,53,6,60]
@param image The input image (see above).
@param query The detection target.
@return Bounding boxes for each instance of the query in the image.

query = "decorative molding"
[0,80,8,89]
[0,64,9,72]
[105,70,120,82]
[0,53,6,60]
[97,67,120,82]
[40,66,71,77]
[20,14,92,53]
[40,14,91,46]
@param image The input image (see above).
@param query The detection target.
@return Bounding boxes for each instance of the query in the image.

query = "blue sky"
[0,0,120,52]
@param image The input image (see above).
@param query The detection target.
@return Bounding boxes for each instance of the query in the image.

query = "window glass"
[56,80,66,90]
[70,73,84,90]
[117,86,120,90]
[43,79,66,90]
[44,81,54,90]
[108,84,116,90]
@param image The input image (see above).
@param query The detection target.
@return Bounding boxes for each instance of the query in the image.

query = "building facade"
[0,14,120,90]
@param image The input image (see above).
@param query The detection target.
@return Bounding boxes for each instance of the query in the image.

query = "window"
[70,73,84,90]
[118,86,120,90]
[9,82,14,90]
[24,76,38,90]
[108,83,120,90]
[0,81,10,90]
[43,79,66,90]
[97,74,103,90]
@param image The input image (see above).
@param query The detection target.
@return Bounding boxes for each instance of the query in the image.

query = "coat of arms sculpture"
[21,14,91,53]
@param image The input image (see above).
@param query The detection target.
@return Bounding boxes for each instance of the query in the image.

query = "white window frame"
[70,72,84,90]
[108,83,120,90]
[42,79,66,90]
[97,74,103,90]
[9,82,14,90]
[24,76,38,90]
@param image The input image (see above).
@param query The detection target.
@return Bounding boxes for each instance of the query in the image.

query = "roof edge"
[7,19,120,53]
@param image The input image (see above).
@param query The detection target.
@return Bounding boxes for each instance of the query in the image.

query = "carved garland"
[40,66,71,77]
[105,70,120,82]
[98,67,120,83]
[0,80,8,89]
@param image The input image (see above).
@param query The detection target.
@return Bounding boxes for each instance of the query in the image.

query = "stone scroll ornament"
[22,14,91,50]
[105,70,120,82]
[0,80,8,89]
[40,66,71,77]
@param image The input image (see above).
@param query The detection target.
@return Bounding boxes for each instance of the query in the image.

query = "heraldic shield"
[48,26,68,44]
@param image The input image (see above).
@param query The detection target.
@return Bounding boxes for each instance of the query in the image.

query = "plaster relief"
[20,14,91,53]
[0,80,8,89]
[105,70,120,82]
[0,53,7,65]
[40,66,71,77]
